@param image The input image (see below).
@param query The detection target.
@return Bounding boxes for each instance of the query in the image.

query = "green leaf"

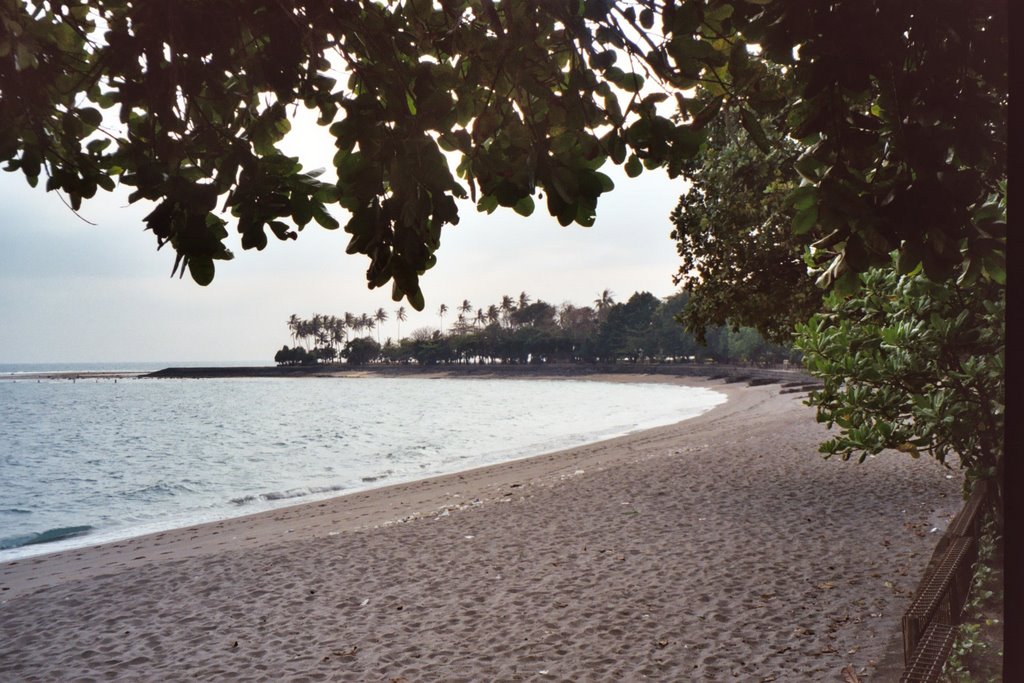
[739,107,771,153]
[590,50,616,71]
[268,220,295,241]
[575,202,596,227]
[87,138,112,154]
[188,257,215,286]
[957,257,980,287]
[477,194,498,214]
[642,93,670,108]
[614,71,644,93]
[706,4,734,21]
[607,132,627,164]
[789,185,817,211]
[551,166,578,204]
[437,134,458,152]
[15,43,38,70]
[624,155,642,178]
[792,206,818,235]
[593,171,614,192]
[408,287,425,311]
[290,194,314,226]
[96,174,115,192]
[313,206,339,230]
[513,195,535,217]
[794,155,824,182]
[972,202,1003,223]
[54,23,78,50]
[79,108,103,128]
[981,252,1006,285]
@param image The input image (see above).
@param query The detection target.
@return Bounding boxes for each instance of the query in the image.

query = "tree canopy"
[277,290,794,367]
[1,0,1006,308]
[669,66,821,345]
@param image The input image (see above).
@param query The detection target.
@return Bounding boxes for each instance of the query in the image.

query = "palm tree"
[518,291,531,310]
[343,312,355,344]
[438,302,448,333]
[459,299,473,318]
[500,295,515,328]
[395,305,407,341]
[329,315,345,356]
[287,314,300,347]
[311,314,326,349]
[359,313,373,338]
[594,288,615,321]
[487,304,500,326]
[475,307,487,328]
[374,307,388,345]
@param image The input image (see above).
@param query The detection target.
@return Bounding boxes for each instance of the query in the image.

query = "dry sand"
[0,376,961,681]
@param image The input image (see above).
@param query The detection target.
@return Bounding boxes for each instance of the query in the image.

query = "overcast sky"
[0,111,689,364]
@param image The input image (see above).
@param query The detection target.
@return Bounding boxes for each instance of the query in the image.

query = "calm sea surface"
[0,360,273,375]
[0,375,726,560]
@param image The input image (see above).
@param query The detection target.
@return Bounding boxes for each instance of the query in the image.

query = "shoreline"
[146,361,821,389]
[0,360,820,391]
[0,377,958,680]
[0,374,735,586]
[0,373,728,564]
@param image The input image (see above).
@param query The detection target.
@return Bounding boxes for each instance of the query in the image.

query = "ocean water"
[0,360,272,375]
[0,376,726,560]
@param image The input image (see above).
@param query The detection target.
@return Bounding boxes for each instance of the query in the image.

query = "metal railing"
[900,623,960,683]
[899,481,990,682]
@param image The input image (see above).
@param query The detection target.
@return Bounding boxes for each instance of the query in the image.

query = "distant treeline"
[276,291,798,367]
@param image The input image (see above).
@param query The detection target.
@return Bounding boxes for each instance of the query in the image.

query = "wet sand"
[0,376,959,681]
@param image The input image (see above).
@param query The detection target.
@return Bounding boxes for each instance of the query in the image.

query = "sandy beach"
[0,376,961,681]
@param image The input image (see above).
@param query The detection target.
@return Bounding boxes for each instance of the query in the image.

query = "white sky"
[0,112,688,364]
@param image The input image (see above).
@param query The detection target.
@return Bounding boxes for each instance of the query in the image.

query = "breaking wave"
[0,525,94,551]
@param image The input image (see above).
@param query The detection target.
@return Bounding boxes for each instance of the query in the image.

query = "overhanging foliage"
[0,0,1006,307]
[795,263,1005,507]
